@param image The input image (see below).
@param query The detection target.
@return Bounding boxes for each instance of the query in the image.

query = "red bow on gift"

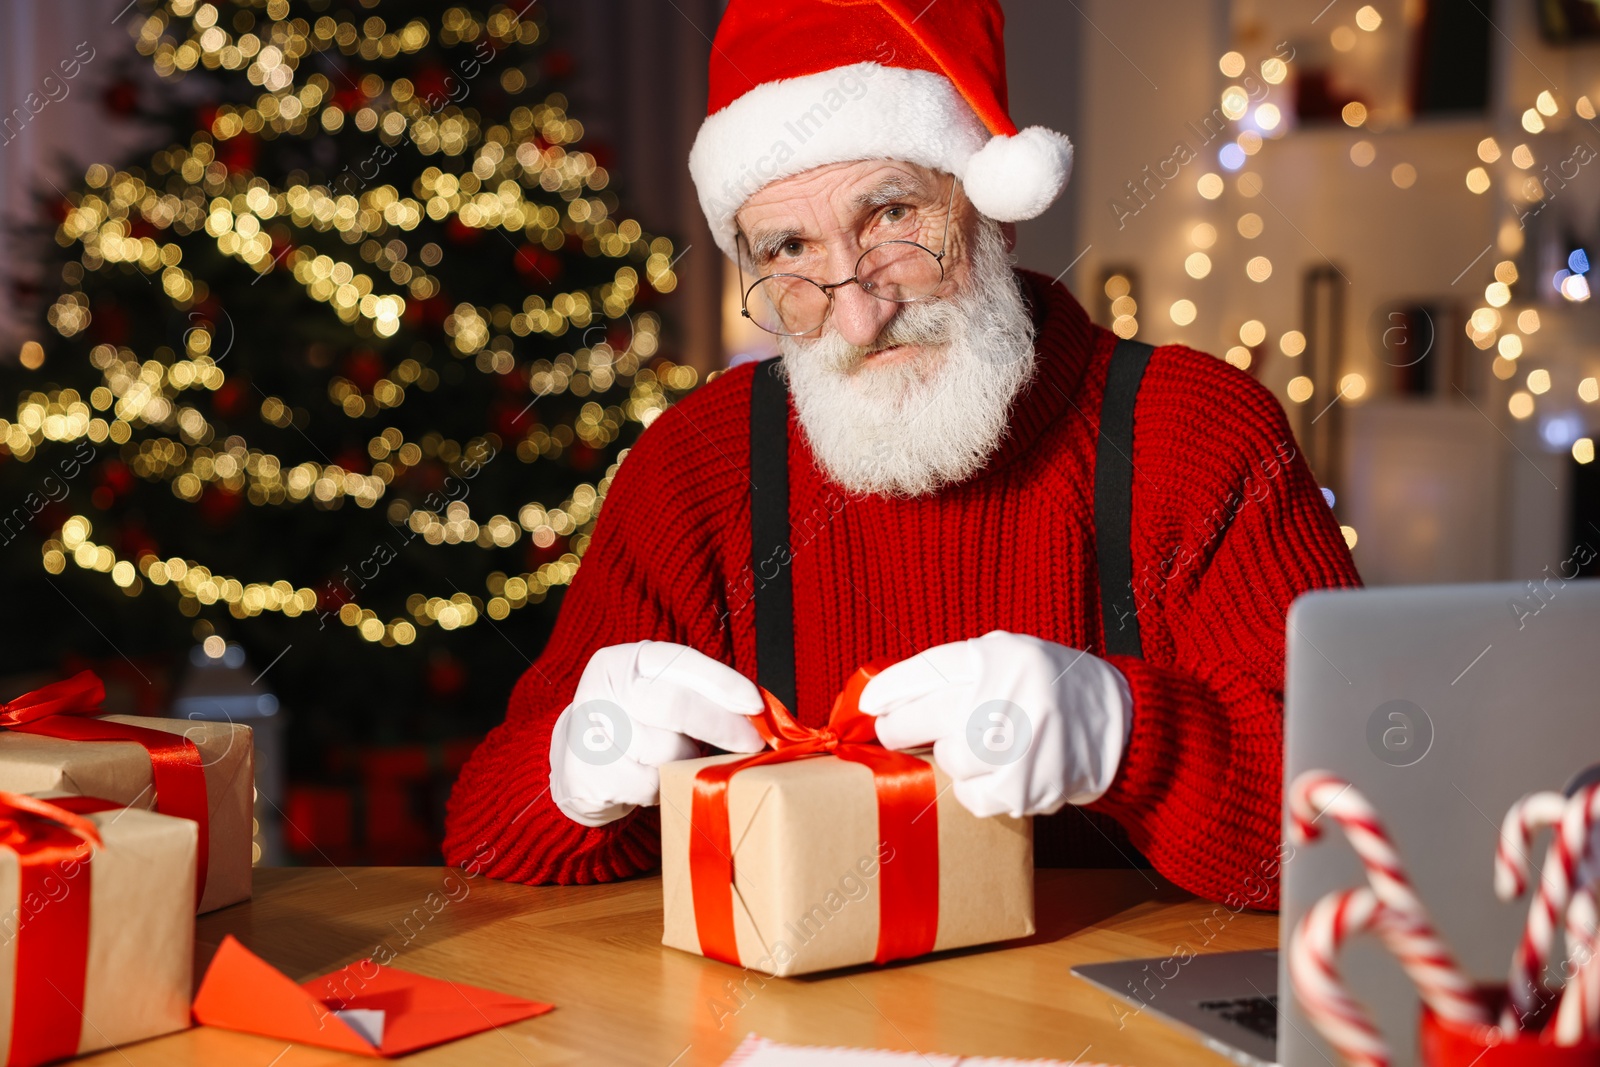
[689,662,941,967]
[0,790,122,1067]
[0,671,209,907]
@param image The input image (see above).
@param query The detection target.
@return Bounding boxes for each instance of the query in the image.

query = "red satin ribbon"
[688,661,941,967]
[0,672,209,908]
[0,790,107,1067]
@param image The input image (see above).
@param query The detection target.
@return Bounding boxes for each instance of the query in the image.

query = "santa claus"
[444,0,1362,908]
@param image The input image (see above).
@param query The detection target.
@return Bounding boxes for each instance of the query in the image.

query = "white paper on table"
[333,1009,385,1047]
[719,1034,1126,1066]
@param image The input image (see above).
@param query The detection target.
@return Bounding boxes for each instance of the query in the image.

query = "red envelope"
[192,935,554,1057]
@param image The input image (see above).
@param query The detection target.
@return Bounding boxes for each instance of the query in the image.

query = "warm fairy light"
[1523,109,1546,134]
[1238,130,1264,156]
[1351,141,1376,167]
[1574,438,1595,464]
[1495,260,1519,285]
[1342,102,1368,127]
[1562,274,1592,301]
[1221,86,1250,120]
[1225,347,1252,369]
[1170,299,1197,326]
[1512,144,1535,169]
[1528,368,1552,394]
[1499,334,1523,359]
[1111,295,1137,317]
[1237,212,1264,238]
[1281,330,1307,356]
[1220,51,1246,77]
[1190,223,1217,249]
[1287,376,1315,402]
[1580,377,1600,403]
[1239,319,1267,346]
[1198,173,1225,199]
[1255,104,1282,131]
[1486,282,1511,306]
[1246,256,1273,282]
[1493,356,1518,380]
[203,635,227,658]
[1391,163,1417,188]
[1185,253,1212,278]
[1356,5,1383,30]
[1470,307,1502,333]
[1341,526,1358,549]
[1261,58,1288,84]
[1340,372,1368,400]
[1465,167,1491,194]
[1579,97,1597,120]
[1332,26,1357,51]
[1478,137,1502,163]
[1112,315,1139,339]
[1509,391,1535,419]
[1519,309,1541,333]
[19,342,44,370]
[1537,91,1559,116]
[1104,274,1131,299]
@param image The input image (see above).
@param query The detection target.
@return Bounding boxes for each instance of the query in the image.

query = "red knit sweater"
[443,270,1363,908]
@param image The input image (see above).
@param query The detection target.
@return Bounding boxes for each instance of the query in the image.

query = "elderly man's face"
[735,159,980,368]
[730,159,1040,499]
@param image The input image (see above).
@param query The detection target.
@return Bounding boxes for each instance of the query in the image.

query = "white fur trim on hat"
[690,62,990,258]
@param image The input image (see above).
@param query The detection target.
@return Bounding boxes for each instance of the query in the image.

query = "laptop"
[1074,579,1600,1066]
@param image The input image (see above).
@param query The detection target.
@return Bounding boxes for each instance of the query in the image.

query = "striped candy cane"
[1496,791,1569,902]
[1292,886,1480,1067]
[1554,885,1600,1045]
[1289,771,1488,1026]
[1504,783,1600,1033]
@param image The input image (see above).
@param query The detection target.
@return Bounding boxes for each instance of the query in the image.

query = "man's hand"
[549,641,766,827]
[857,630,1133,819]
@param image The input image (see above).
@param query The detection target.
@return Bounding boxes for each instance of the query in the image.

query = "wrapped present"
[0,791,194,1066]
[0,671,251,913]
[660,663,1034,977]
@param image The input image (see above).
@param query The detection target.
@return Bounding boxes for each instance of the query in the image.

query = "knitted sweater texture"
[443,269,1363,908]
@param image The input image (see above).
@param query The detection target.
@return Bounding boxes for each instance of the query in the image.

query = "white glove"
[549,641,766,827]
[857,630,1133,819]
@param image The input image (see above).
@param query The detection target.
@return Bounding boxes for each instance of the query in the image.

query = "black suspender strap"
[1094,338,1155,660]
[749,357,798,713]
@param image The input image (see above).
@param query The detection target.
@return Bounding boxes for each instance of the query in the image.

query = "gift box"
[0,792,194,1066]
[0,672,252,913]
[660,664,1035,977]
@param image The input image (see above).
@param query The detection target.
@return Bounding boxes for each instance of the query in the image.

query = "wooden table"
[77,867,1276,1066]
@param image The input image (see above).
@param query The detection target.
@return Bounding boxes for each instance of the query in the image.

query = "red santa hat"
[688,0,1074,258]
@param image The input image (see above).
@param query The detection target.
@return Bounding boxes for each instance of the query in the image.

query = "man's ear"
[1001,221,1018,254]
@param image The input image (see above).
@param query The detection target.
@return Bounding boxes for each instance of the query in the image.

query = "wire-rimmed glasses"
[737,175,957,337]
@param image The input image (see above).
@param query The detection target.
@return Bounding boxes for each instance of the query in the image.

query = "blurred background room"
[0,0,1593,868]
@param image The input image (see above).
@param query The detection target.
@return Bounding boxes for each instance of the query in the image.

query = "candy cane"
[1289,771,1488,1025]
[1554,885,1600,1045]
[1504,783,1600,1032]
[1496,791,1568,901]
[1292,886,1477,1067]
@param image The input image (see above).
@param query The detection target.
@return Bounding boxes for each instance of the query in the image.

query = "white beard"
[776,218,1038,499]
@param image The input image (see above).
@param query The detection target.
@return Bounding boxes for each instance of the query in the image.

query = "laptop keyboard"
[1196,995,1279,1041]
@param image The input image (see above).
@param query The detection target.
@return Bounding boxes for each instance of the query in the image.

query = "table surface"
[76,866,1277,1067]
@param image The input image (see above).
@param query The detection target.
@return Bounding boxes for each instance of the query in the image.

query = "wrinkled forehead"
[734,161,952,244]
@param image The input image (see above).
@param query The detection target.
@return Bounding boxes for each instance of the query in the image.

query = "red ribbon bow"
[0,790,121,1067]
[689,661,941,967]
[0,671,209,908]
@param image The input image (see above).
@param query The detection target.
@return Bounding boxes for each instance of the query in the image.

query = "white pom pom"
[962,126,1074,222]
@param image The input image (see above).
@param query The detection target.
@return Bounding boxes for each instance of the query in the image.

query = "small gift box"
[0,791,194,1066]
[0,671,252,913]
[660,664,1034,977]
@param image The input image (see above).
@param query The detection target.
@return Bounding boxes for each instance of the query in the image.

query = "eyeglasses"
[737,174,957,337]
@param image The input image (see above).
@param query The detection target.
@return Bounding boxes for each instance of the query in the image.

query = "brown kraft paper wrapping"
[660,750,1034,977]
[0,716,252,912]
[0,799,195,1057]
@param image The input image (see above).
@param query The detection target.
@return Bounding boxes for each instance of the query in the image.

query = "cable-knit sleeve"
[1087,349,1362,909]
[442,378,747,885]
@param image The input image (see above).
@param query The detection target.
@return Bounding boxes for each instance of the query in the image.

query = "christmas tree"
[0,0,694,840]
